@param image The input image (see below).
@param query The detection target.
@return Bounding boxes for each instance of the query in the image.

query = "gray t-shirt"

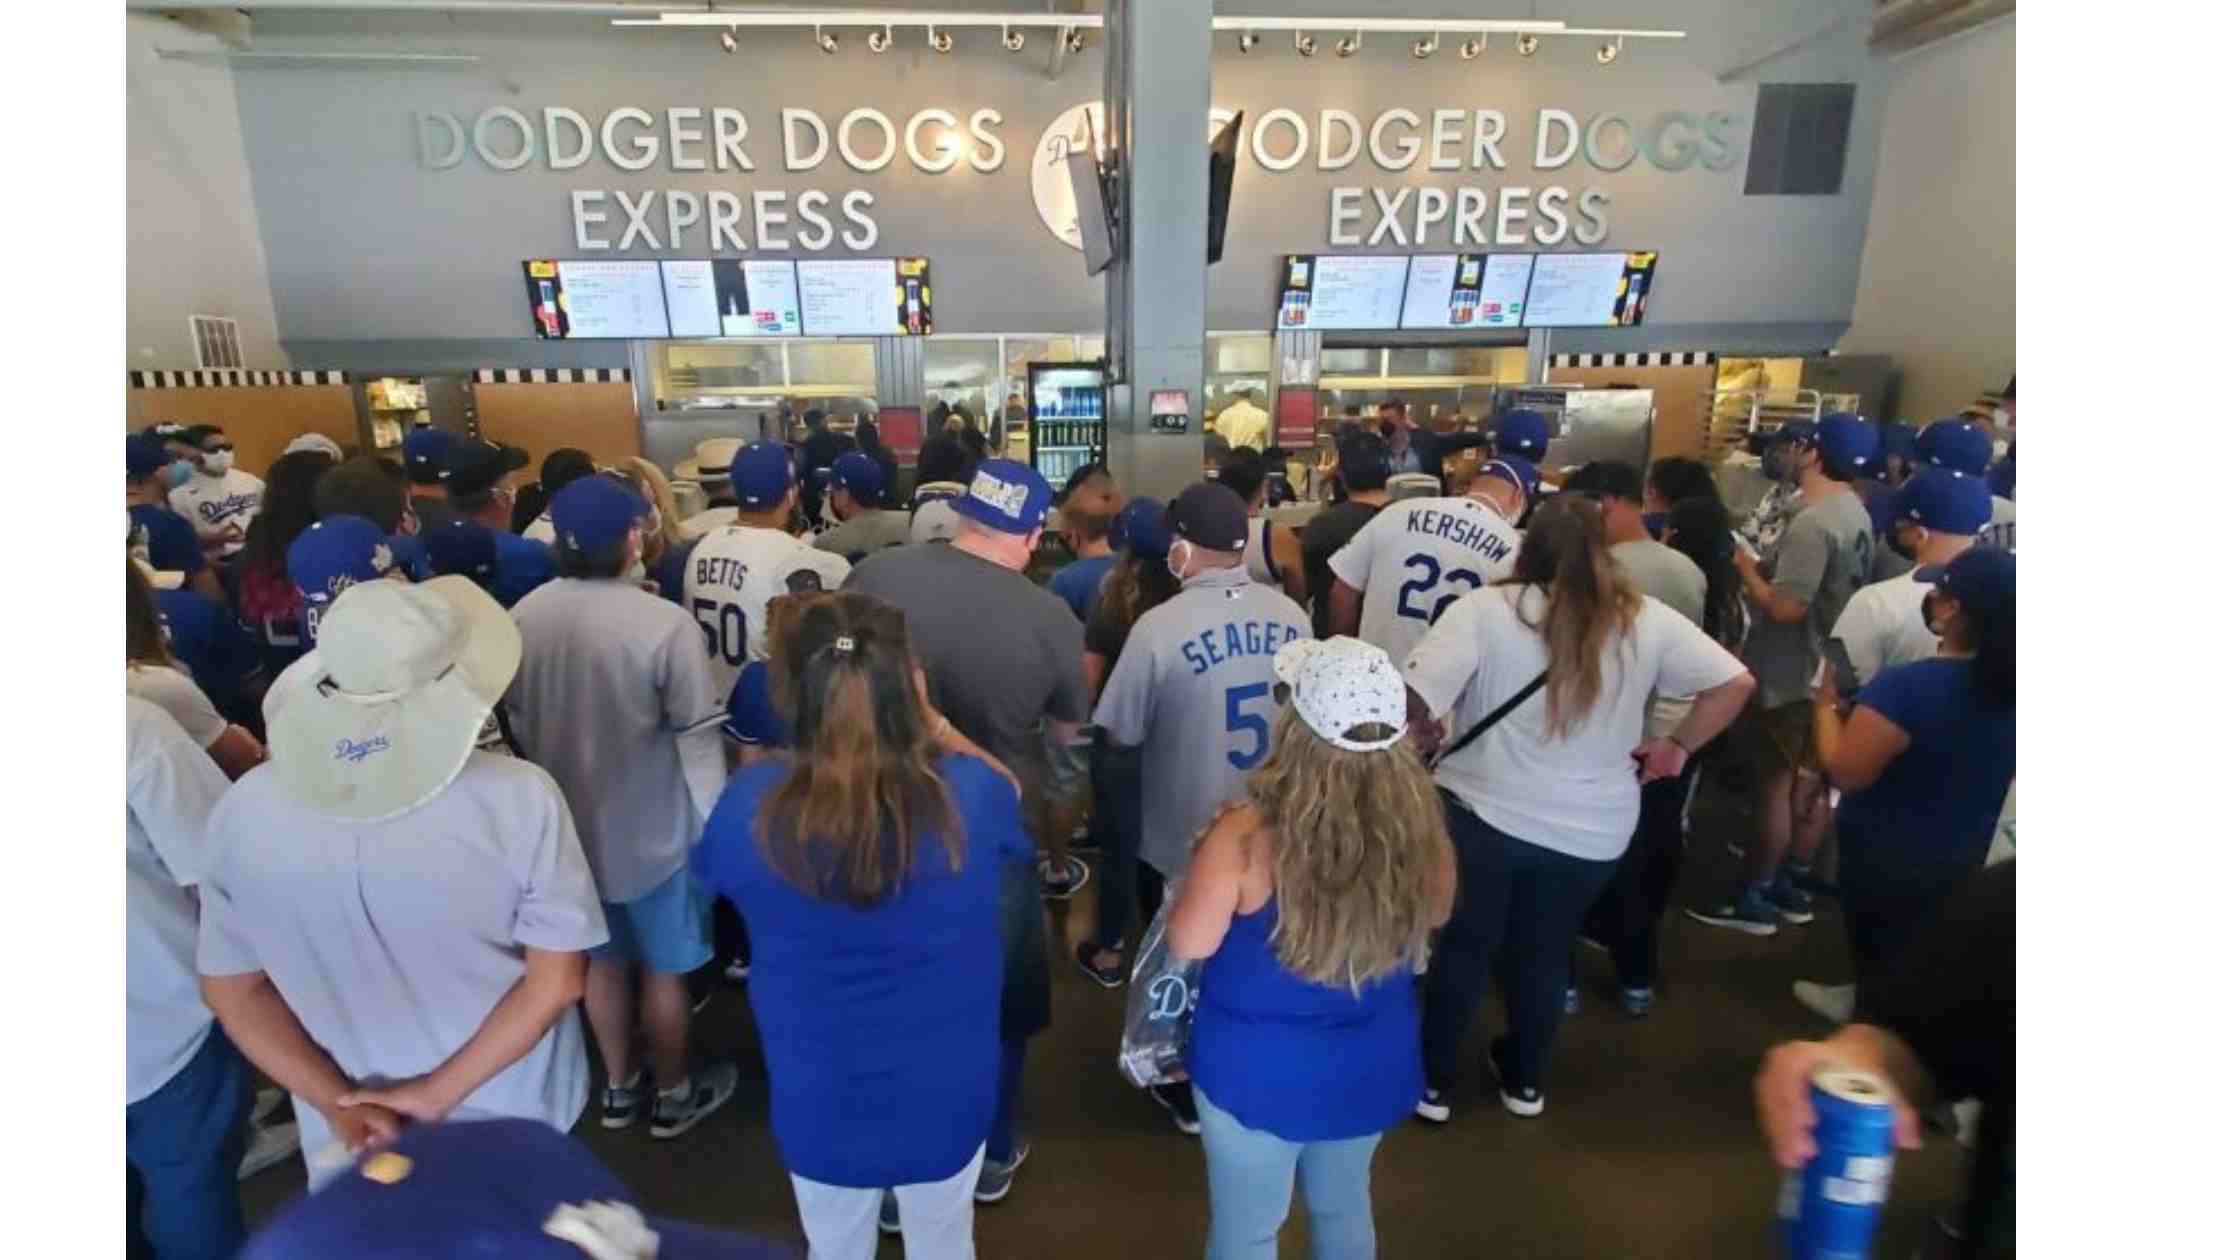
[845,543,1090,806]
[507,578,726,901]
[197,752,607,1168]
[815,509,912,562]
[1741,490,1875,708]
[1610,539,1707,629]
[1091,568,1310,877]
[127,697,230,1104]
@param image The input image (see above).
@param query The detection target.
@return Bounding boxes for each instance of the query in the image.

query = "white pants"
[790,1145,984,1260]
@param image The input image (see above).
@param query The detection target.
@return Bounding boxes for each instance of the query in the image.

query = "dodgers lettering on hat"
[951,459,1053,536]
[289,516,398,608]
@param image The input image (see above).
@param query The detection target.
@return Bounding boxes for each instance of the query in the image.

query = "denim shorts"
[590,866,714,974]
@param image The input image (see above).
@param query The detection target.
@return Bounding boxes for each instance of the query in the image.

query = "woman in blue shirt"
[1167,637,1455,1260]
[693,592,1033,1260]
[1813,546,2016,997]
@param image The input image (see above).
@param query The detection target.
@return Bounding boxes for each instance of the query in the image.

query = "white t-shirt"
[168,468,266,558]
[1829,568,1939,686]
[1326,494,1521,668]
[679,524,852,697]
[1405,585,1748,861]
[127,663,227,749]
[522,511,557,545]
[196,752,607,1167]
[127,697,230,1103]
[1980,496,2016,553]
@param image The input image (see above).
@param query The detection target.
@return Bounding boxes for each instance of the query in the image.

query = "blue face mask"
[164,460,194,489]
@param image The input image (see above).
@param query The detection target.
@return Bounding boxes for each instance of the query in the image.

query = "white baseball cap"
[672,437,746,484]
[1273,636,1407,752]
[285,432,346,460]
[268,575,520,821]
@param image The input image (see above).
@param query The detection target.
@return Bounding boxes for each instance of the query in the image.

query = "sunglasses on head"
[203,442,235,453]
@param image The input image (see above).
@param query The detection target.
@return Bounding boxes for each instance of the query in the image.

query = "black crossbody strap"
[1430,671,1548,770]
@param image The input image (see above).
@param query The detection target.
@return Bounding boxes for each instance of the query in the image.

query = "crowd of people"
[124,392,2016,1259]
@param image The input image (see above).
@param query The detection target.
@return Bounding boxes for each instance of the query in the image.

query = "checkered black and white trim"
[472,368,633,384]
[128,369,346,389]
[1546,352,1716,368]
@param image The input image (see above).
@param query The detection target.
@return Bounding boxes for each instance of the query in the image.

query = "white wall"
[1841,16,2014,419]
[126,13,287,369]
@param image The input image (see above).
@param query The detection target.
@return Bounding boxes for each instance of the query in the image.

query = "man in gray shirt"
[505,476,737,1141]
[813,452,911,562]
[1691,414,1877,938]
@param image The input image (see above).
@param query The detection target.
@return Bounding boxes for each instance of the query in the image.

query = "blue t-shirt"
[1187,901,1423,1143]
[722,661,788,748]
[1046,553,1118,622]
[154,587,261,724]
[131,503,206,578]
[1838,656,2015,876]
[491,530,558,608]
[690,754,1032,1187]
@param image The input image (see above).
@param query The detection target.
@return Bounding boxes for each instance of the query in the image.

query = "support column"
[1102,0,1210,503]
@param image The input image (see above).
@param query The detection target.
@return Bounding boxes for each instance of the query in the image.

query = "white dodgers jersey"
[1244,518,1282,588]
[681,524,852,694]
[1325,494,1521,666]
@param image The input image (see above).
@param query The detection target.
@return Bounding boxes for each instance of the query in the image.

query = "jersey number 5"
[692,597,751,666]
[1224,682,1272,770]
[1396,552,1482,623]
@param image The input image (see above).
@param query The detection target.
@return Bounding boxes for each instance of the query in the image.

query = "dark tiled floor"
[242,791,1968,1257]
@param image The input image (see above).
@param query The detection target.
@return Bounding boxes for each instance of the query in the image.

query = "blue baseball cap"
[401,427,454,480]
[952,459,1054,536]
[1916,545,2015,618]
[1918,417,1993,476]
[127,433,170,480]
[830,451,885,504]
[1111,495,1173,557]
[729,441,796,508]
[423,518,498,585]
[1494,408,1551,460]
[1878,422,1918,467]
[1809,412,1879,476]
[550,474,647,554]
[1896,469,1992,535]
[241,1117,792,1260]
[289,516,399,610]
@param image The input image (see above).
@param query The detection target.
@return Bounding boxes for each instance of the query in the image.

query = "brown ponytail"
[1499,495,1642,737]
[755,592,962,908]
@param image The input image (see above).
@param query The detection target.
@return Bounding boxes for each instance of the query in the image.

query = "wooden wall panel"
[126,387,360,481]
[474,382,642,477]
[1544,362,1718,463]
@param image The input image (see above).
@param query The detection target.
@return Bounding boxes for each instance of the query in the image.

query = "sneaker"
[1575,933,1611,956]
[1563,985,1581,1016]
[1793,870,1842,898]
[649,1063,739,1140]
[878,1190,901,1236]
[974,1141,1032,1204]
[1767,875,1815,925]
[1792,980,1856,1024]
[1074,940,1126,989]
[722,955,750,983]
[1686,886,1780,937]
[1482,1043,1544,1118]
[238,1120,300,1180]
[1068,821,1099,854]
[601,1070,647,1130]
[1414,1088,1452,1124]
[1039,854,1090,900]
[1149,1081,1202,1136]
[1619,986,1656,1018]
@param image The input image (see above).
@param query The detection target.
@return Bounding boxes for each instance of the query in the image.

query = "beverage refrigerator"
[1026,361,1107,486]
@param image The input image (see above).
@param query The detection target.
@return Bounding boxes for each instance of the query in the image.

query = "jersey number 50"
[692,597,751,666]
[1396,552,1482,623]
[1224,682,1272,770]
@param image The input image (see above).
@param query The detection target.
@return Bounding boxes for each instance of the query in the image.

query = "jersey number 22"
[1396,552,1482,623]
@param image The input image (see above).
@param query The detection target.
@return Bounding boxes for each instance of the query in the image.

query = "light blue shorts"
[590,866,713,975]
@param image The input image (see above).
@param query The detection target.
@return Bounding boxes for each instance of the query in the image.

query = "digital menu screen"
[1399,253,1535,330]
[1522,250,1659,328]
[797,258,933,337]
[1274,254,1408,331]
[523,260,671,339]
[660,259,804,338]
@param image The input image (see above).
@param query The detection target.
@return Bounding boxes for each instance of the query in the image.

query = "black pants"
[1839,821,1983,1013]
[1582,768,1695,990]
[1091,735,1164,950]
[1422,798,1618,1093]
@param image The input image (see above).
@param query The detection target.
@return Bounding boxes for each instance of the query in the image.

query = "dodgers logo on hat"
[950,459,1052,536]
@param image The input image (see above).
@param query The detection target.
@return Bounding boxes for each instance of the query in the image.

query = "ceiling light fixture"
[1516,31,1540,57]
[717,27,735,53]
[1294,30,1316,57]
[928,26,952,53]
[1596,36,1622,65]
[1001,24,1024,52]
[1335,29,1361,57]
[1411,33,1440,59]
[1238,31,1259,53]
[813,24,837,54]
[1460,31,1485,59]
[1065,27,1085,53]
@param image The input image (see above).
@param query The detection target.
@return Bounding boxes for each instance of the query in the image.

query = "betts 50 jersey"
[680,524,851,695]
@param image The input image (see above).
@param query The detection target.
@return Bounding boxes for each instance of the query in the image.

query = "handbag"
[1116,882,1201,1089]
[1429,670,1549,770]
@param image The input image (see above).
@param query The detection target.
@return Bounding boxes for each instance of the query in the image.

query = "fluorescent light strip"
[610,12,1686,40]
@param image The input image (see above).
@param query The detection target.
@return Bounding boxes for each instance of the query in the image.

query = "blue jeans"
[1193,1087,1382,1260]
[126,1026,249,1260]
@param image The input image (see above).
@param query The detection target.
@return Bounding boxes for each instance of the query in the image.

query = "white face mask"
[201,449,235,475]
[1166,539,1194,581]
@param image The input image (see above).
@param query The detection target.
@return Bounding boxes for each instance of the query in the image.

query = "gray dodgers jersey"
[1091,567,1311,879]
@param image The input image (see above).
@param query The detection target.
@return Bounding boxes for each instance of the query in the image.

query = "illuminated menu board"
[1522,251,1659,328]
[661,259,804,338]
[798,258,933,336]
[522,260,670,339]
[1399,253,1535,330]
[1274,254,1408,331]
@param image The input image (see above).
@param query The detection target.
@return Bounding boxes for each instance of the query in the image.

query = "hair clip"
[831,636,856,655]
